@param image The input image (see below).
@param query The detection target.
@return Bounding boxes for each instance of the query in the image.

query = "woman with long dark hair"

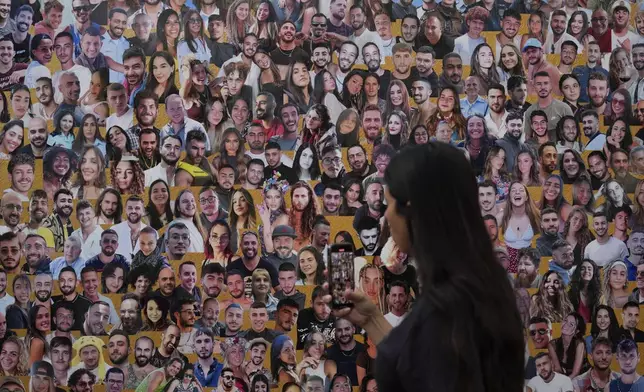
[284,58,312,113]
[292,143,321,181]
[563,206,595,267]
[585,305,622,353]
[145,51,179,103]
[547,312,590,379]
[249,0,278,49]
[72,113,106,157]
[48,110,76,149]
[327,142,524,391]
[156,9,181,57]
[567,258,601,323]
[145,179,174,230]
[296,246,325,286]
[312,70,345,121]
[25,305,50,364]
[426,87,467,142]
[341,70,365,112]
[298,104,335,155]
[203,220,235,267]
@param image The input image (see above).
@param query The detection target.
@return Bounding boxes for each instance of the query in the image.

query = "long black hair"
[383,143,525,390]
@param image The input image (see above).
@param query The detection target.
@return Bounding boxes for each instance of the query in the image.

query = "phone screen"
[330,246,355,308]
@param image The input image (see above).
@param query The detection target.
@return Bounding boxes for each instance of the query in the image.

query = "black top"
[296,307,335,349]
[51,294,93,331]
[128,34,159,56]
[326,342,366,386]
[375,295,525,391]
[226,257,280,288]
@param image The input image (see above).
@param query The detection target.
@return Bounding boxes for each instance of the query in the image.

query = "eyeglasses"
[322,157,342,166]
[3,204,22,211]
[73,5,92,12]
[200,196,217,204]
[102,239,118,244]
[311,23,326,27]
[591,17,607,23]
[529,328,548,336]
[637,271,644,277]
[222,375,234,380]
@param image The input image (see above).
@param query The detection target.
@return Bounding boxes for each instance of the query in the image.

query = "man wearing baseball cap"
[523,38,562,96]
[0,377,26,392]
[266,225,298,270]
[611,0,637,51]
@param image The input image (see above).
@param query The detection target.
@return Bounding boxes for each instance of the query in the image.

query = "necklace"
[589,369,607,389]
[341,346,356,357]
[278,46,294,57]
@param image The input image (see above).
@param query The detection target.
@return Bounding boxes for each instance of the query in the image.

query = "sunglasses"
[73,5,92,12]
[529,328,548,336]
[311,23,326,27]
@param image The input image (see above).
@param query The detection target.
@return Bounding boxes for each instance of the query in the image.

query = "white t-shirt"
[350,30,384,65]
[454,35,485,66]
[583,237,629,268]
[384,312,408,328]
[106,107,134,132]
[0,293,15,314]
[527,373,573,392]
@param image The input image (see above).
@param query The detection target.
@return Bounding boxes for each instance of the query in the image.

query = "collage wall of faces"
[0,0,643,390]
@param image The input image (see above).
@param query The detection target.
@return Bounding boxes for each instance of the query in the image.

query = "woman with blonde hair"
[500,181,540,273]
[602,260,630,308]
[258,177,290,254]
[630,179,644,228]
[298,331,337,386]
[226,0,254,50]
[172,189,207,253]
[563,206,595,266]
[205,98,234,152]
[111,157,146,196]
[529,270,574,322]
[520,10,547,48]
[181,59,214,123]
[210,128,249,179]
[0,336,30,376]
[228,188,257,251]
[358,263,387,315]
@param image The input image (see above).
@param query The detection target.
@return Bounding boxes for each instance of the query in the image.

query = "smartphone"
[329,243,356,309]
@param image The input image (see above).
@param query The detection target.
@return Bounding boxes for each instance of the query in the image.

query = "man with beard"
[0,232,21,275]
[124,336,156,389]
[138,128,160,170]
[310,216,331,262]
[8,6,33,64]
[355,217,381,257]
[297,288,334,347]
[409,77,436,129]
[416,16,453,60]
[52,32,91,104]
[0,193,24,240]
[242,338,269,380]
[67,0,101,58]
[255,93,283,139]
[611,149,639,193]
[572,337,620,391]
[217,368,237,392]
[242,302,281,342]
[327,0,352,37]
[460,76,488,118]
[164,221,191,261]
[21,234,51,274]
[322,184,342,216]
[362,43,391,98]
[361,105,383,146]
[303,16,334,62]
[621,303,644,342]
[0,37,27,91]
[629,263,644,303]
[198,187,228,234]
[69,369,96,392]
[536,208,563,258]
[353,178,384,231]
[101,9,129,83]
[207,14,235,68]
[523,74,572,142]
[615,338,644,390]
[492,112,524,172]
[222,270,253,310]
[547,240,575,286]
[245,123,267,163]
[195,297,225,333]
[50,303,75,342]
[319,144,345,186]
[627,230,644,280]
[527,353,573,391]
[50,336,73,386]
[5,153,34,203]
[218,33,259,81]
[398,15,420,49]
[585,72,610,116]
[33,273,53,309]
[85,230,130,273]
[161,95,209,151]
[40,189,75,252]
[264,142,297,185]
[580,110,606,152]
[171,298,197,355]
[21,116,49,159]
[522,39,561,97]
[478,179,504,220]
[0,268,13,313]
[484,215,503,248]
[515,248,542,289]
[271,103,299,151]
[346,144,375,181]
[584,211,628,268]
[127,14,157,56]
[557,41,578,75]
[374,12,394,58]
[587,151,611,191]
[438,52,464,93]
[81,301,110,336]
[69,200,102,261]
[270,22,308,77]
[326,318,363,385]
[346,6,382,65]
[493,9,521,57]
[54,71,85,124]
[201,264,225,300]
[243,159,264,190]
[275,263,306,310]
[383,281,409,327]
[130,91,161,142]
[106,83,134,132]
[114,294,142,335]
[221,303,244,337]
[121,47,146,106]
[53,266,93,331]
[136,359,185,392]
[571,42,607,104]
[192,328,223,387]
[176,262,202,314]
[106,331,130,375]
[485,84,510,139]
[144,135,181,187]
[110,196,149,263]
[155,267,178,305]
[629,45,644,104]
[275,298,299,334]
[80,267,120,326]
[227,232,279,287]
[544,10,581,55]
[391,43,415,91]
[332,41,358,93]
[266,225,297,270]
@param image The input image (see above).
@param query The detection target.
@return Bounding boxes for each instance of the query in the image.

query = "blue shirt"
[459,96,488,118]
[548,261,572,286]
[625,257,637,281]
[194,359,223,387]
[572,64,609,104]
[50,256,86,279]
[84,253,130,273]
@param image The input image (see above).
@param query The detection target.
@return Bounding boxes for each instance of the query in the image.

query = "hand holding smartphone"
[328,243,356,309]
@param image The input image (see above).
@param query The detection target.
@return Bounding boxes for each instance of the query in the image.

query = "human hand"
[322,284,381,328]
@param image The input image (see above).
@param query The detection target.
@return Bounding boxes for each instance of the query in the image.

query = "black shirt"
[264,163,298,185]
[51,294,92,331]
[239,327,282,342]
[326,342,366,386]
[226,257,280,288]
[4,33,30,63]
[377,70,392,100]
[621,327,644,343]
[209,41,238,67]
[269,47,310,68]
[274,290,306,311]
[296,307,335,349]
[128,34,159,56]
[381,265,419,297]
[415,34,454,60]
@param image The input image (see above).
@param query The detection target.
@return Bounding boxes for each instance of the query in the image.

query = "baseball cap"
[272,225,297,239]
[612,0,630,13]
[522,38,543,52]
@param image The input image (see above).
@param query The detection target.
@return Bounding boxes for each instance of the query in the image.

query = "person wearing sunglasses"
[68,0,101,58]
[84,229,130,274]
